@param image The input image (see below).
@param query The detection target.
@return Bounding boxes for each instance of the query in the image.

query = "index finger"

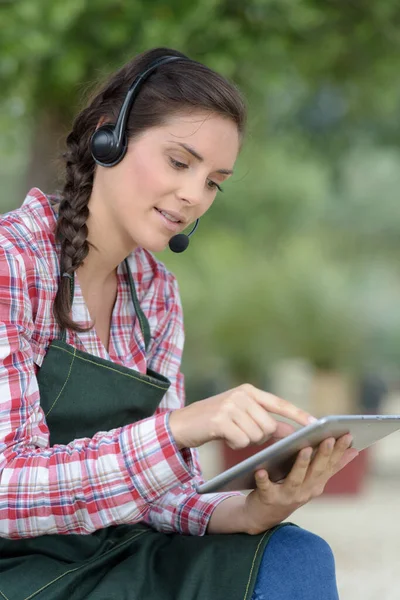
[244,385,317,427]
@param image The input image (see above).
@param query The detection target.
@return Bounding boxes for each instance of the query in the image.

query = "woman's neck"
[80,194,136,285]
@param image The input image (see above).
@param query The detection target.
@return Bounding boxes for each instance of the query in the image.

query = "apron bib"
[0,260,288,600]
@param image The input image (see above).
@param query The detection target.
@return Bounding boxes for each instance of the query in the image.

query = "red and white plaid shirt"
[0,188,237,539]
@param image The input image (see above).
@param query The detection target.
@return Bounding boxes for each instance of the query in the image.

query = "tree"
[3,0,400,190]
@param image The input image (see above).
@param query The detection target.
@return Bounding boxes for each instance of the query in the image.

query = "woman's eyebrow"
[169,141,234,175]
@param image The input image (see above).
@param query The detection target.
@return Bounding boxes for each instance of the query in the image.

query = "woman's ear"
[95,116,109,130]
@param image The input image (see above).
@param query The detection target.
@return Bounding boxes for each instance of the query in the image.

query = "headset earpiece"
[90,123,127,168]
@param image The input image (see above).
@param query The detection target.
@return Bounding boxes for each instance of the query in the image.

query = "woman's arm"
[0,246,196,539]
[140,274,243,535]
[206,495,248,534]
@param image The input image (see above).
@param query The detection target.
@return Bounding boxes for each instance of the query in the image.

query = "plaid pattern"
[0,188,238,539]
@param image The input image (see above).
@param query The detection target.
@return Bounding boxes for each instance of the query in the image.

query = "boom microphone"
[169,219,199,253]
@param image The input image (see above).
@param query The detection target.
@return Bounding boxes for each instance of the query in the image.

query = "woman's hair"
[53,47,246,332]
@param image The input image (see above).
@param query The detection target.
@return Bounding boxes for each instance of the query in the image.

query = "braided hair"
[53,47,246,332]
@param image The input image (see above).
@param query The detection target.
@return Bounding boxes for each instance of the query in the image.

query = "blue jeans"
[251,525,339,600]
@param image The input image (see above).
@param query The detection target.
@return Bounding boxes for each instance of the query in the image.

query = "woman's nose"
[177,176,205,206]
[178,170,206,206]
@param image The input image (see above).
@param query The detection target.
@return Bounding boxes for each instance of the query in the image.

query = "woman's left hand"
[242,433,358,535]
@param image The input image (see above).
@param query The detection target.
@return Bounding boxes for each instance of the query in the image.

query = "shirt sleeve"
[142,453,243,536]
[145,274,242,536]
[0,246,196,539]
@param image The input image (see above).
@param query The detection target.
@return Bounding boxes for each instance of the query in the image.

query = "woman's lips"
[154,208,183,233]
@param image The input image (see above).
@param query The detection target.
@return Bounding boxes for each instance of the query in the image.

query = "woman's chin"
[139,237,171,254]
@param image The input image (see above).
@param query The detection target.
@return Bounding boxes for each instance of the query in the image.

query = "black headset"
[90,55,185,167]
[90,55,199,253]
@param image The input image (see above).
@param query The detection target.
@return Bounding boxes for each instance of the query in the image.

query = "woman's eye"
[169,157,223,193]
[169,157,188,169]
[207,180,223,193]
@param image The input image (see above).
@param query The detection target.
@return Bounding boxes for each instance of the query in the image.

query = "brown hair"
[53,47,246,332]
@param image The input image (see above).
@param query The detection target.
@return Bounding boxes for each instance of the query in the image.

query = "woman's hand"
[242,433,358,535]
[168,383,316,450]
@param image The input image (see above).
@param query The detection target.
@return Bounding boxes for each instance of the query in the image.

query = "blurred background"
[1,1,400,596]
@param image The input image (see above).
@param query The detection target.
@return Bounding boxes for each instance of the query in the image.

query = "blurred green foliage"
[2,0,400,397]
[3,0,400,119]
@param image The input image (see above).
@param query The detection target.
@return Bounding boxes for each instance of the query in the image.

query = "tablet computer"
[195,414,400,494]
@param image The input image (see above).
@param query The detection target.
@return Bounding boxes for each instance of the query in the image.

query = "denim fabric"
[251,526,339,600]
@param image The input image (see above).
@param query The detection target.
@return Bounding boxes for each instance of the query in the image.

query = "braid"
[53,107,97,332]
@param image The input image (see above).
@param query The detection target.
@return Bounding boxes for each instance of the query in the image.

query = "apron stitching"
[243,530,270,600]
[0,588,10,600]
[21,529,150,600]
[51,344,169,391]
[45,348,76,417]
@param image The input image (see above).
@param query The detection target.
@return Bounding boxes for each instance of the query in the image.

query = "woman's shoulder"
[0,188,60,301]
[0,188,58,265]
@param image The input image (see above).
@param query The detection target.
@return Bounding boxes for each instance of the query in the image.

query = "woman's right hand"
[168,383,317,450]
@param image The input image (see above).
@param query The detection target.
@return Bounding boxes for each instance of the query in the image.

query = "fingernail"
[308,416,318,424]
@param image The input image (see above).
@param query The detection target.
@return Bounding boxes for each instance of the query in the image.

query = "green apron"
[0,259,287,600]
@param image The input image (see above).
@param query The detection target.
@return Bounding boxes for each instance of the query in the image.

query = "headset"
[90,55,186,167]
[90,55,199,252]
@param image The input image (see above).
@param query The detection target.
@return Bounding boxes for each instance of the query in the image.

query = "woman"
[0,47,357,599]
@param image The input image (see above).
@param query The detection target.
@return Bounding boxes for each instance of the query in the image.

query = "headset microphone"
[169,219,199,253]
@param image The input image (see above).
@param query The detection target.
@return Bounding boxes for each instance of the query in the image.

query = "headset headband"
[90,55,188,167]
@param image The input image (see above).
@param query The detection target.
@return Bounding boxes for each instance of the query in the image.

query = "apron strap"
[60,259,151,352]
[124,258,151,352]
[60,275,75,343]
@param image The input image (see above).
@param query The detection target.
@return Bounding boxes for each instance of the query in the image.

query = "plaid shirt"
[0,188,238,539]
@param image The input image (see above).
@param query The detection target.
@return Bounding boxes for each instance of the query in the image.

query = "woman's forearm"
[206,495,250,535]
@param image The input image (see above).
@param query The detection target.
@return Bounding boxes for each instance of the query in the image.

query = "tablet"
[195,414,400,494]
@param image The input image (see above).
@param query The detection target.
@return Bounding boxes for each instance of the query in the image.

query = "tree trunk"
[24,110,69,195]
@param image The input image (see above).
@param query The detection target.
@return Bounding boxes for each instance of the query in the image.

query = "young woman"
[0,47,357,599]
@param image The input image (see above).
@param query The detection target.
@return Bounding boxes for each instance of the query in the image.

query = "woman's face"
[91,111,240,253]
